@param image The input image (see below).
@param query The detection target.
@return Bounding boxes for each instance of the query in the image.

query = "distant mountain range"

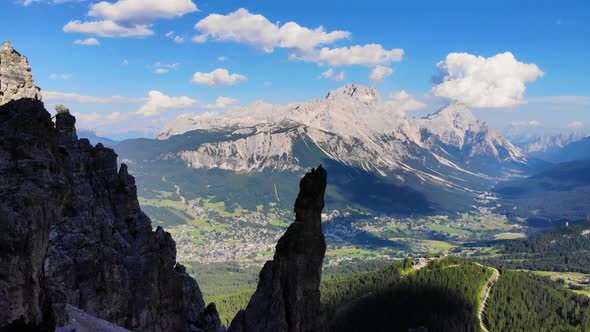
[77,129,119,147]
[494,160,590,222]
[504,127,588,162]
[117,84,544,216]
[159,85,528,177]
[536,136,590,163]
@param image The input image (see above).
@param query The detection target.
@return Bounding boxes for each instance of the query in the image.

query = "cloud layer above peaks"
[432,52,544,108]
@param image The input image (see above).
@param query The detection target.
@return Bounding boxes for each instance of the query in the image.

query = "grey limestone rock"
[0,41,42,106]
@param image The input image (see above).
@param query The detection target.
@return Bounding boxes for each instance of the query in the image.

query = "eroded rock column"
[229,166,328,332]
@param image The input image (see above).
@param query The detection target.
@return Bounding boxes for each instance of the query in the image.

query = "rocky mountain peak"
[0,40,42,106]
[1,40,14,51]
[325,84,381,104]
[55,104,70,114]
[427,102,479,128]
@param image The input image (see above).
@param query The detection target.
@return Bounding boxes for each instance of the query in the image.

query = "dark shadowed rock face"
[228,166,328,332]
[0,99,221,332]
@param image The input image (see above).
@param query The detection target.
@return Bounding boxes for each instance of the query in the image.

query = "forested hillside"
[324,257,492,332]
[486,270,590,331]
[477,221,590,273]
[494,161,590,221]
[194,253,590,330]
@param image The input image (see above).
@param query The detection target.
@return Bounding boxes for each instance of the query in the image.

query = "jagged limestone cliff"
[0,98,222,332]
[0,45,223,331]
[0,41,42,105]
[0,42,221,331]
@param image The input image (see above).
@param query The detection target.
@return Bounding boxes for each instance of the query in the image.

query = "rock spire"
[229,166,328,332]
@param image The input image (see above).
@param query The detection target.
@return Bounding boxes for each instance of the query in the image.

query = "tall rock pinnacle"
[229,166,328,332]
[55,104,78,142]
[0,41,42,105]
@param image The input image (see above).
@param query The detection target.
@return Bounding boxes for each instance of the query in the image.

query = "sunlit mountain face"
[119,84,531,215]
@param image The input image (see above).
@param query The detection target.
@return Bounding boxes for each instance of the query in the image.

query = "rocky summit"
[0,41,42,106]
[229,167,328,332]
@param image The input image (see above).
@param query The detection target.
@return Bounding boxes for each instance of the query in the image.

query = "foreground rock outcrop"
[0,41,329,332]
[0,98,221,331]
[229,166,328,332]
[0,41,41,106]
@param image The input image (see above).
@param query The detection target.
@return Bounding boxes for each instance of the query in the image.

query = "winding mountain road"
[478,265,500,332]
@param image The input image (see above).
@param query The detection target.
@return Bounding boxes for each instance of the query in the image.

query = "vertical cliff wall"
[0,99,221,331]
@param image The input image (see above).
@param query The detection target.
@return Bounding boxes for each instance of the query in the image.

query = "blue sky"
[1,0,588,139]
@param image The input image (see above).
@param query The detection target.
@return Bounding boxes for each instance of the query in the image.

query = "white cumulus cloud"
[166,31,185,43]
[191,68,247,87]
[294,44,403,68]
[49,73,72,80]
[332,71,346,81]
[192,8,404,80]
[370,65,394,82]
[384,91,427,116]
[320,68,334,79]
[205,96,238,110]
[320,68,346,81]
[194,8,350,52]
[89,0,197,25]
[432,52,544,108]
[152,62,179,74]
[74,37,100,46]
[22,0,82,5]
[64,0,196,38]
[73,111,102,124]
[568,121,584,128]
[43,91,144,103]
[106,111,129,122]
[64,20,153,37]
[137,90,197,117]
[511,120,541,127]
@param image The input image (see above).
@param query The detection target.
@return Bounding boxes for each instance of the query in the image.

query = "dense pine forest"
[192,259,397,325]
[325,257,491,332]
[477,221,590,272]
[486,270,590,331]
[195,255,590,330]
